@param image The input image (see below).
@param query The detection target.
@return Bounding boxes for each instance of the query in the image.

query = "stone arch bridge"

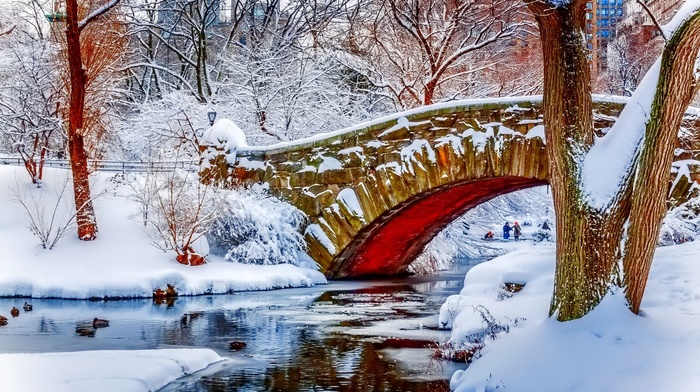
[200,96,695,279]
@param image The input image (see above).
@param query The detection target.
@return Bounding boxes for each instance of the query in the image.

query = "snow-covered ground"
[0,165,327,391]
[3,348,223,392]
[443,240,700,392]
[0,166,326,299]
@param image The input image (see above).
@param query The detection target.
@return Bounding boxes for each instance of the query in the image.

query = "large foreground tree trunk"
[65,0,97,240]
[526,0,631,321]
[527,0,700,321]
[622,13,700,314]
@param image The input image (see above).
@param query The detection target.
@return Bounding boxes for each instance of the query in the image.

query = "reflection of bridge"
[199,96,667,278]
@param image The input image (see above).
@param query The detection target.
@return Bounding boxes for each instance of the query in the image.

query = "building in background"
[618,0,683,36]
[585,0,626,78]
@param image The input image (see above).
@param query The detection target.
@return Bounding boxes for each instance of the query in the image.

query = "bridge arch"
[200,96,627,278]
[329,176,547,278]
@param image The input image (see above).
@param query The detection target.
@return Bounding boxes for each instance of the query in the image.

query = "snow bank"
[446,239,700,392]
[2,348,222,392]
[0,166,326,299]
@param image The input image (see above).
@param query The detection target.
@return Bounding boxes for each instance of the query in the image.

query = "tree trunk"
[623,13,700,314]
[65,0,97,241]
[527,0,631,321]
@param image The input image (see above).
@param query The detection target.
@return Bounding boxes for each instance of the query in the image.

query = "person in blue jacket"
[503,222,512,240]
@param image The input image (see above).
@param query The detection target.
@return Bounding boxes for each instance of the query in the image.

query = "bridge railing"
[0,157,199,173]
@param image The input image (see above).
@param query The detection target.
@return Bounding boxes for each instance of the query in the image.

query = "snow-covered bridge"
[199,96,693,279]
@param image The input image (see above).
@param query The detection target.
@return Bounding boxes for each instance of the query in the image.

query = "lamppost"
[207,110,217,126]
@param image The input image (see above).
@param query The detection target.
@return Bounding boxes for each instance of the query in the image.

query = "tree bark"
[527,0,700,320]
[527,0,631,320]
[65,0,97,240]
[623,12,700,314]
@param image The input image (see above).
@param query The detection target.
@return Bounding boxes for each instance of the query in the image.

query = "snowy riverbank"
[444,240,700,392]
[0,165,326,299]
[3,348,223,392]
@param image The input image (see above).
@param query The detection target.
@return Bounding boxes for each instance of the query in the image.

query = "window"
[617,8,623,16]
[587,43,593,50]
[601,18,609,26]
[586,2,592,8]
[601,0,608,5]
[586,12,593,20]
[601,8,608,15]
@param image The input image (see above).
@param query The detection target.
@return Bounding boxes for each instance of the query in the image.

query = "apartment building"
[585,0,626,77]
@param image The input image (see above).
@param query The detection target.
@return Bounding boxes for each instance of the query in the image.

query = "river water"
[0,258,481,391]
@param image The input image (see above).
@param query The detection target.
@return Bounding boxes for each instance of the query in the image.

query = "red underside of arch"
[330,176,548,279]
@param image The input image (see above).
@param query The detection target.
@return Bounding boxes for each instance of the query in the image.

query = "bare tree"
[12,174,77,250]
[0,1,64,185]
[60,0,124,240]
[343,0,531,109]
[129,165,218,265]
[123,0,255,103]
[595,25,661,96]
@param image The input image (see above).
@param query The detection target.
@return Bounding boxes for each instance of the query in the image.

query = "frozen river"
[0,259,481,391]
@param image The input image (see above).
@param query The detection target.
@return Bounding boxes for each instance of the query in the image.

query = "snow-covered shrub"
[12,173,76,250]
[129,168,218,265]
[659,197,700,246]
[532,229,554,243]
[434,305,525,363]
[207,185,307,265]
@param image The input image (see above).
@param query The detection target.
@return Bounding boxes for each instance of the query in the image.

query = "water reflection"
[0,259,481,391]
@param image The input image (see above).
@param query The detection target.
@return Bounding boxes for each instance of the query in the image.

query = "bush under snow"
[659,197,700,245]
[207,185,307,265]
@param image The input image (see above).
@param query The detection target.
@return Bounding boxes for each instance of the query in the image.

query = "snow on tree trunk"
[622,11,700,314]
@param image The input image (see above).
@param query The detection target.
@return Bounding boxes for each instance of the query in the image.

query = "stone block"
[318,169,353,184]
[316,189,336,207]
[338,149,364,167]
[297,192,321,217]
[378,151,402,165]
[276,161,303,172]
[431,115,457,128]
[268,153,289,164]
[377,125,411,141]
[290,170,317,187]
[305,232,333,272]
[307,184,327,195]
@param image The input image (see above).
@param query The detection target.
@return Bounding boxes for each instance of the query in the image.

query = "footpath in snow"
[444,240,700,392]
